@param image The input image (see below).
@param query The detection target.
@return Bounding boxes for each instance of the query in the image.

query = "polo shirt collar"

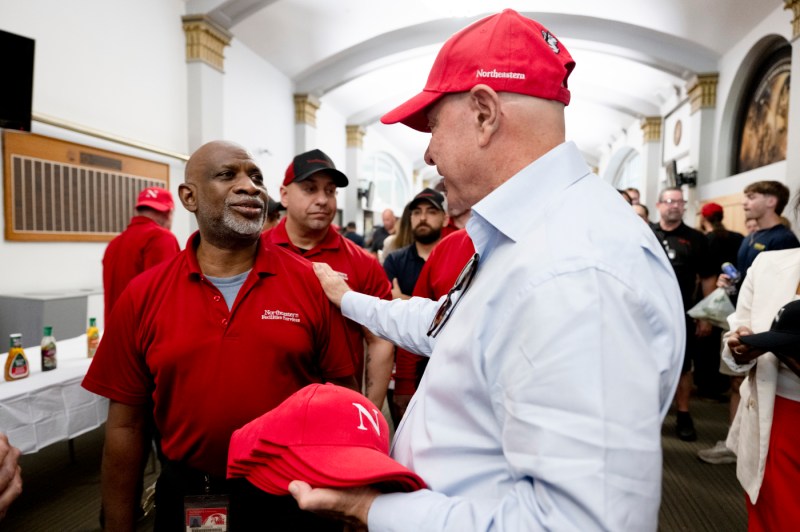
[270,218,341,257]
[468,141,589,254]
[184,231,277,279]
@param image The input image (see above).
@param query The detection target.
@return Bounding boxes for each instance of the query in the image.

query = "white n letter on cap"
[352,403,381,436]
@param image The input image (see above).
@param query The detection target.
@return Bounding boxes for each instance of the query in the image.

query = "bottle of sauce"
[5,333,30,381]
[41,326,57,371]
[87,317,100,358]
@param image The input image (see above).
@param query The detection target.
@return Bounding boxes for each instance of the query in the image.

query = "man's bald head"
[184,140,252,185]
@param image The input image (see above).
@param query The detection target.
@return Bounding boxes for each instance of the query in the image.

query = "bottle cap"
[43,326,53,336]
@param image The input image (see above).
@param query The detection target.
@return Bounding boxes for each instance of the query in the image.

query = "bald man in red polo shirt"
[83,141,356,532]
[264,149,394,409]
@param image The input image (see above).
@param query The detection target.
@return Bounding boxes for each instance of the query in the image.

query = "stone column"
[783,0,800,216]
[293,94,319,153]
[640,116,662,210]
[344,125,366,231]
[182,15,231,152]
[686,73,718,222]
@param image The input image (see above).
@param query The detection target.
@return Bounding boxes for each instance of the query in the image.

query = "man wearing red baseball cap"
[264,148,394,410]
[291,10,685,531]
[102,186,180,325]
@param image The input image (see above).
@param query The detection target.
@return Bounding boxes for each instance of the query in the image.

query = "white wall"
[223,38,295,197]
[0,0,190,296]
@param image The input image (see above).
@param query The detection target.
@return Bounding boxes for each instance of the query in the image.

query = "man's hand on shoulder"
[313,262,352,308]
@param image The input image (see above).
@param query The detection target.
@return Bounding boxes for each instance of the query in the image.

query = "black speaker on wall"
[0,29,35,132]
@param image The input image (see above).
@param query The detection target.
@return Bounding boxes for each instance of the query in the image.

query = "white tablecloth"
[0,334,108,454]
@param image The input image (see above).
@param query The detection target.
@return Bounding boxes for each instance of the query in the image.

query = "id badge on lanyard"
[184,474,230,531]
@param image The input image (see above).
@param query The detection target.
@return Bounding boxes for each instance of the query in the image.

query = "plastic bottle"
[41,326,57,371]
[721,262,741,296]
[5,333,30,381]
[87,317,100,358]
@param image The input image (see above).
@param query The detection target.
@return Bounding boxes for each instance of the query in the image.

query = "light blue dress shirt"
[342,141,685,531]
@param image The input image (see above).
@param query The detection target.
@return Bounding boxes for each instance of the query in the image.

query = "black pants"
[154,461,343,531]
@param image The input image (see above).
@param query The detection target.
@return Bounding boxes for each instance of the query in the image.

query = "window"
[361,151,409,213]
[613,150,641,191]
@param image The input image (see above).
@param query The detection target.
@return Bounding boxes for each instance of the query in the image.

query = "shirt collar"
[467,141,590,256]
[270,217,341,256]
[184,231,277,279]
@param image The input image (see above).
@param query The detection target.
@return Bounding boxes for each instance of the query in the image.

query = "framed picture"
[735,45,791,174]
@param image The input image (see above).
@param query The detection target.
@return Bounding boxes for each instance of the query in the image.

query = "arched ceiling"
[187,0,783,169]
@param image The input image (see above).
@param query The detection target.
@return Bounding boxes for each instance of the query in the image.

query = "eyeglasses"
[427,253,479,337]
[659,198,685,205]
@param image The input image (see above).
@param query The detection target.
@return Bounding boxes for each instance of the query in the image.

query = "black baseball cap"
[283,149,348,187]
[740,299,800,354]
[409,188,445,211]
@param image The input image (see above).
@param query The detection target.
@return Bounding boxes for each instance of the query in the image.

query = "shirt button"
[213,295,221,302]
[749,399,756,408]
[221,318,228,326]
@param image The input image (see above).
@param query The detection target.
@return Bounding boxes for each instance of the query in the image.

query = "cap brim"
[380,90,447,132]
[135,200,172,212]
[740,331,800,351]
[288,446,426,492]
[292,168,349,188]
[409,198,444,211]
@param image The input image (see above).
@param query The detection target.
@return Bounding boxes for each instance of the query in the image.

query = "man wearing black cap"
[383,188,447,299]
[264,148,394,410]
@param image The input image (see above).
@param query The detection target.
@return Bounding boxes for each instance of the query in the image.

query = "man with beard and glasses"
[264,149,394,411]
[83,141,357,532]
[383,188,448,300]
[652,186,717,441]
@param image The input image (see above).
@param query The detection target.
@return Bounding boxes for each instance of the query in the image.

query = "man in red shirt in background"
[265,149,394,409]
[102,186,179,325]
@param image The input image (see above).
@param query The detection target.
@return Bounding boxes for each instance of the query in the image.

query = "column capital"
[181,14,232,72]
[293,94,320,127]
[346,125,366,149]
[687,73,719,114]
[641,116,662,143]
[786,0,800,40]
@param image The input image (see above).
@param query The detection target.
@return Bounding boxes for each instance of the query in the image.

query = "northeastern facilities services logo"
[261,309,301,323]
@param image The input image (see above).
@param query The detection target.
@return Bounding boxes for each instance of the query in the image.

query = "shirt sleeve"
[369,266,674,531]
[341,292,438,357]
[383,252,399,283]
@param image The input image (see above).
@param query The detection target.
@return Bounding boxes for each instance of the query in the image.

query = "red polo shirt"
[83,232,355,477]
[264,219,392,384]
[394,229,475,394]
[102,216,180,324]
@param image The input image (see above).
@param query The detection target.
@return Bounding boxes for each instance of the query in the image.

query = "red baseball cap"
[227,383,426,494]
[700,202,724,218]
[135,186,174,212]
[283,149,349,187]
[381,9,575,131]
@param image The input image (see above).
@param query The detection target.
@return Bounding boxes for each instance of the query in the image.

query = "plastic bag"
[687,287,735,329]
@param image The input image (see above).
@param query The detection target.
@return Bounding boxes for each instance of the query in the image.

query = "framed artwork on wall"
[735,45,791,174]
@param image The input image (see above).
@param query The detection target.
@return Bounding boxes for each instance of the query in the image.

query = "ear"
[178,183,197,213]
[280,185,289,208]
[469,84,501,147]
